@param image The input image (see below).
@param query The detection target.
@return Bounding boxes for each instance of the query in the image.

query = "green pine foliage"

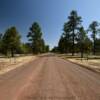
[27,22,49,54]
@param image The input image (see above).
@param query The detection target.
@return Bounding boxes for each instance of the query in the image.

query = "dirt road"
[0,55,100,100]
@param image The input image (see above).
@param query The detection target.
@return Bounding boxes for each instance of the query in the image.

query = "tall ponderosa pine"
[63,22,72,53]
[27,22,45,54]
[88,21,100,55]
[66,10,82,55]
[2,27,21,57]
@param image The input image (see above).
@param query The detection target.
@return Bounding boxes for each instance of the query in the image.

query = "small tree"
[77,27,87,58]
[2,27,21,57]
[19,43,32,54]
[51,46,59,53]
[88,21,100,55]
[84,37,92,60]
[45,45,49,52]
[58,35,66,53]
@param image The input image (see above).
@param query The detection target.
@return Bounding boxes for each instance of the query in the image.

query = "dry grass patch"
[0,56,36,75]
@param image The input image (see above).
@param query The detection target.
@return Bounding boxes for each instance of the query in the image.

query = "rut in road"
[16,56,100,100]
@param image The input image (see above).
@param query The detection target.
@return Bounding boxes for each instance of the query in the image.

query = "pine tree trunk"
[93,34,96,55]
[81,44,83,59]
[72,29,75,56]
[11,49,14,57]
[93,39,96,55]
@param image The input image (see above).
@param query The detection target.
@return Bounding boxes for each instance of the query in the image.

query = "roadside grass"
[58,53,100,74]
[0,55,36,75]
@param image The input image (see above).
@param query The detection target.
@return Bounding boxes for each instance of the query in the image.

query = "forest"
[52,10,100,57]
[0,22,49,57]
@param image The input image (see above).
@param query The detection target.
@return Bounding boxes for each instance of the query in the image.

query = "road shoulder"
[58,55,100,74]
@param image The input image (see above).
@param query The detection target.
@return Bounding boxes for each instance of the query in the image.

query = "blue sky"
[0,0,100,48]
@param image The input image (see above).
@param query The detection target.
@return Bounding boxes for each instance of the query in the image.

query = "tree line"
[52,10,100,57]
[0,22,49,57]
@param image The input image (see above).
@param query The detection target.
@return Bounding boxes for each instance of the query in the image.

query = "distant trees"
[27,22,49,54]
[51,46,59,53]
[58,32,72,53]
[19,43,33,54]
[45,45,49,52]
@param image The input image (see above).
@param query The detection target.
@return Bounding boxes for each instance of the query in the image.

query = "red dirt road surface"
[0,55,100,100]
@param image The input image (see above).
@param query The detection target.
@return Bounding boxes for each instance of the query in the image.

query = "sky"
[0,0,100,49]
